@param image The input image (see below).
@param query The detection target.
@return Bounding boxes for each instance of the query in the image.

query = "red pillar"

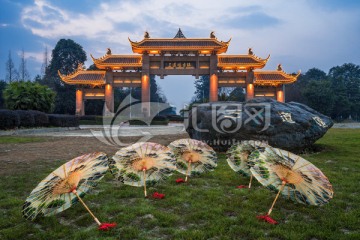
[246,83,254,100]
[276,86,284,102]
[246,68,255,100]
[76,89,84,116]
[105,84,114,113]
[141,74,150,117]
[209,74,218,102]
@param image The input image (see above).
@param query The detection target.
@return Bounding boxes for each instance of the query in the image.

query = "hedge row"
[48,114,79,128]
[0,110,79,130]
[165,114,184,122]
[129,116,169,126]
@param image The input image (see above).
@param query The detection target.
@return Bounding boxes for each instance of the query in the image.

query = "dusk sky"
[1,0,360,112]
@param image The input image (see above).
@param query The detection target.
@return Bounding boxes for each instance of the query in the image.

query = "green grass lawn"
[0,136,46,144]
[0,129,359,239]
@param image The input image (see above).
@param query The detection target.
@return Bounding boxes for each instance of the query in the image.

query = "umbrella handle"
[73,190,101,226]
[185,161,191,182]
[267,181,286,216]
[143,169,147,197]
[248,174,253,189]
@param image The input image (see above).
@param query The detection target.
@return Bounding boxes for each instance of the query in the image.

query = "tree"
[19,49,31,81]
[45,39,87,83]
[304,68,327,82]
[5,51,18,82]
[150,75,167,103]
[193,75,210,102]
[286,68,327,103]
[41,46,49,77]
[34,74,42,83]
[0,80,7,108]
[44,39,87,114]
[328,63,360,120]
[330,79,351,120]
[3,81,56,113]
[302,80,335,116]
[228,87,245,101]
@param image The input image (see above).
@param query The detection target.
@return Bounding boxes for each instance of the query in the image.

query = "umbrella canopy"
[22,152,115,230]
[249,147,333,206]
[248,146,333,224]
[110,142,176,197]
[226,140,268,188]
[168,139,217,182]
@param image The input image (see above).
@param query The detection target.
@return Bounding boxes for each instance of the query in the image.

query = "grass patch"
[0,136,46,144]
[0,128,359,239]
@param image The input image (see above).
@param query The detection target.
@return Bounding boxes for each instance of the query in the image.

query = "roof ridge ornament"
[77,63,84,70]
[210,31,216,39]
[174,28,186,38]
[277,64,283,71]
[248,48,253,55]
[106,48,112,55]
[144,31,150,38]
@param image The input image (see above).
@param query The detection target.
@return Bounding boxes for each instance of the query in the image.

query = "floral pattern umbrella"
[168,139,218,182]
[110,142,176,197]
[226,140,268,188]
[248,147,333,223]
[23,152,116,230]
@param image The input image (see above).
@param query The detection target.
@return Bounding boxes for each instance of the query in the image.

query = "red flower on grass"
[256,215,278,224]
[176,178,185,183]
[236,185,248,189]
[98,222,117,231]
[152,192,165,199]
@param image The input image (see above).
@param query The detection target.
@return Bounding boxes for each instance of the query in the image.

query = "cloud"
[26,51,44,63]
[220,12,281,29]
[20,0,282,47]
[16,50,43,63]
[19,0,360,73]
[1,23,9,27]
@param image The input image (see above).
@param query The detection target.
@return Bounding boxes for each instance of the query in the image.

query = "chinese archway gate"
[59,29,300,116]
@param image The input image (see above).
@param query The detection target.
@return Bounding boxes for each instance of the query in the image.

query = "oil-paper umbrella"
[110,142,176,198]
[168,139,218,182]
[248,147,333,224]
[22,152,116,231]
[226,140,268,188]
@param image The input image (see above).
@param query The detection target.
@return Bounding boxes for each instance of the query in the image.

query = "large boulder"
[185,98,333,152]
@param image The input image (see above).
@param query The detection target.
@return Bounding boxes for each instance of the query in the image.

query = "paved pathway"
[332,123,360,129]
[0,123,186,137]
[1,122,359,138]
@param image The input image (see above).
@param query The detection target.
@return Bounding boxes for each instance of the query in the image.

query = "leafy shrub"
[29,110,49,127]
[129,120,147,126]
[152,115,168,121]
[129,116,169,126]
[151,115,169,125]
[166,114,184,122]
[79,115,97,121]
[48,114,79,127]
[0,110,20,129]
[16,110,35,128]
[151,120,169,125]
[3,81,56,113]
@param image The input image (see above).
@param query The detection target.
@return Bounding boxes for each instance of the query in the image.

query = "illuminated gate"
[59,29,299,116]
